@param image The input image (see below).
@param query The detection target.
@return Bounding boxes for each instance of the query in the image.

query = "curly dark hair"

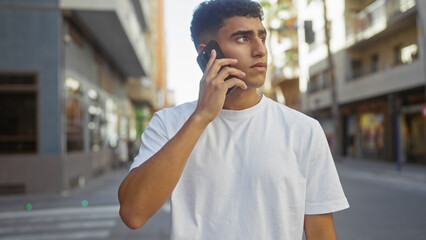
[190,0,264,48]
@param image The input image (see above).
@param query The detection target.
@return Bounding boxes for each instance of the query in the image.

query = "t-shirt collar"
[218,95,266,119]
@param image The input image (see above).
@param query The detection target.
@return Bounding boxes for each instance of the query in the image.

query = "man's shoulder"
[263,97,318,126]
[155,100,197,121]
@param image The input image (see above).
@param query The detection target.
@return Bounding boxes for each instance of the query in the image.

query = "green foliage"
[135,106,153,138]
[259,1,271,8]
[277,2,290,11]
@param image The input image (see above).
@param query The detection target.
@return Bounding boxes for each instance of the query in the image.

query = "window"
[393,44,402,65]
[308,74,320,93]
[87,89,106,152]
[370,54,378,73]
[322,69,332,89]
[360,112,384,154]
[65,77,84,152]
[351,59,363,79]
[0,73,37,154]
[394,44,418,66]
[401,44,418,64]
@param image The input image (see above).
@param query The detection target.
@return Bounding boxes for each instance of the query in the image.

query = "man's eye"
[237,36,248,43]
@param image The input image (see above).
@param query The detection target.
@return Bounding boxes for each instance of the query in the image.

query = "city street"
[334,159,426,240]
[0,168,170,240]
[1,159,426,240]
[1,1,425,239]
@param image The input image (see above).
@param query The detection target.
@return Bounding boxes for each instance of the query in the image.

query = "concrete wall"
[0,0,117,194]
[64,22,128,99]
[65,150,112,189]
[416,0,426,79]
[0,0,63,155]
[64,27,98,87]
[0,0,57,6]
[0,155,62,194]
[340,60,424,104]
[308,59,424,109]
[60,0,151,76]
[0,150,112,194]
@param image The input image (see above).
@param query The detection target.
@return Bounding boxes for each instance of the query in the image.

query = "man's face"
[216,16,268,89]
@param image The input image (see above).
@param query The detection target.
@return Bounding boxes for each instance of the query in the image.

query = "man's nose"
[252,38,267,57]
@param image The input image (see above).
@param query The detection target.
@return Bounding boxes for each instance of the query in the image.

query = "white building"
[298,0,425,164]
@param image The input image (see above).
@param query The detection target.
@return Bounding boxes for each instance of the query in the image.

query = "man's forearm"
[304,214,337,240]
[118,114,209,229]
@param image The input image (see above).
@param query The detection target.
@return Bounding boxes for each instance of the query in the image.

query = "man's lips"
[250,62,267,71]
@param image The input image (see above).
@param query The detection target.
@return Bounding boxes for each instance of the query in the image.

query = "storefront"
[359,111,385,157]
[341,87,426,165]
[402,107,426,164]
[400,88,426,164]
[341,99,389,161]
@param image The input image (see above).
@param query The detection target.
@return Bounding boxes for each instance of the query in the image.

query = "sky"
[164,0,204,105]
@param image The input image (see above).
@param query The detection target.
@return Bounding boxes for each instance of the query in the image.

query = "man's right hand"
[193,49,247,124]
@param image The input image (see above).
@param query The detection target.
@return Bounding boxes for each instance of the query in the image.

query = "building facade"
[298,0,425,164]
[260,0,301,111]
[0,0,166,194]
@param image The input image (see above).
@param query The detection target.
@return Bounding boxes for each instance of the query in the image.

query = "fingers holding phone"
[200,49,246,97]
[198,51,245,95]
[197,40,246,96]
[194,43,246,123]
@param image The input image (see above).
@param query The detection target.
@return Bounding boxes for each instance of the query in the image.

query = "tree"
[322,0,342,161]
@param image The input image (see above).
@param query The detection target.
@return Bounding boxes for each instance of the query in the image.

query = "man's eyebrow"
[230,29,267,37]
[258,29,267,35]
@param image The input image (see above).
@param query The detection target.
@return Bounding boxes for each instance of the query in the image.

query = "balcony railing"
[348,43,419,81]
[346,0,416,43]
[308,71,332,94]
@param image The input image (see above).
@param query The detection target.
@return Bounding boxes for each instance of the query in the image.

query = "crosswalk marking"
[0,230,110,240]
[0,219,116,234]
[0,205,119,219]
[0,212,117,226]
[0,202,171,239]
[0,205,120,240]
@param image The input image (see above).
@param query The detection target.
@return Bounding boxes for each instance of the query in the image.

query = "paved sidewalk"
[2,157,426,213]
[0,167,129,212]
[337,156,426,185]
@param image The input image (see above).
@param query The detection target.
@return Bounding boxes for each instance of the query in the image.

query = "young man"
[118,0,349,239]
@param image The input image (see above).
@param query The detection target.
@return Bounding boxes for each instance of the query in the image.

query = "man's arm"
[118,50,247,230]
[118,113,209,229]
[304,213,337,240]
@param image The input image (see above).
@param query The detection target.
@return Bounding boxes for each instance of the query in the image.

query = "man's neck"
[222,88,261,110]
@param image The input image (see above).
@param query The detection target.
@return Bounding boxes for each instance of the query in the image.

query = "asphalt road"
[334,164,426,240]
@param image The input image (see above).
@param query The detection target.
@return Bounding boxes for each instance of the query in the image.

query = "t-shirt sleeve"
[129,112,169,171]
[305,120,349,214]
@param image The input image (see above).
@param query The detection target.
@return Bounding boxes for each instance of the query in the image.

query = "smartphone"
[196,40,236,96]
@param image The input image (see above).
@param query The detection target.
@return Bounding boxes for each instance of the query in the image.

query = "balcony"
[127,77,157,108]
[340,60,423,104]
[348,43,419,81]
[60,0,150,77]
[307,59,423,111]
[346,0,416,48]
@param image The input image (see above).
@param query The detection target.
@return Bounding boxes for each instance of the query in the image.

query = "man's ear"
[197,43,207,54]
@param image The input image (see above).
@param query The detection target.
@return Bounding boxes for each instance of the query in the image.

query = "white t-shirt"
[131,96,349,240]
